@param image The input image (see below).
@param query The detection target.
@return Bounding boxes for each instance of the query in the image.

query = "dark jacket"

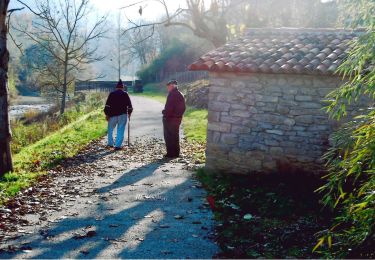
[162,87,186,119]
[104,89,133,117]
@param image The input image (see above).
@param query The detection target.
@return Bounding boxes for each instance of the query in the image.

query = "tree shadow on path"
[1,160,217,259]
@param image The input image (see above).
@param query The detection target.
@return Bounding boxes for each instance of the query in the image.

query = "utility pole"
[117,10,122,79]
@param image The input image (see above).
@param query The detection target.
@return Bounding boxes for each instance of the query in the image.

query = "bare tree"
[122,0,246,48]
[123,23,159,66]
[0,0,12,176]
[14,0,107,114]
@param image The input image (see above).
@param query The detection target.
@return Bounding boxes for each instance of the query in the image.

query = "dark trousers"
[163,118,181,157]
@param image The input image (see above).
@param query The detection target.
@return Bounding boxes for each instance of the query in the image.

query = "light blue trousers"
[107,114,128,148]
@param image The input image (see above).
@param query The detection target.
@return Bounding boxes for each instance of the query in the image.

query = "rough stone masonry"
[205,72,349,175]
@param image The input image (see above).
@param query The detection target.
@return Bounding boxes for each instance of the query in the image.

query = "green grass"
[0,109,107,202]
[183,108,208,142]
[130,83,167,103]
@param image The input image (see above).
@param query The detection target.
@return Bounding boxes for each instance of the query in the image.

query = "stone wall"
[206,72,348,175]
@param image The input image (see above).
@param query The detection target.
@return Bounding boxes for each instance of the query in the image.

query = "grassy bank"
[11,93,105,153]
[1,109,107,201]
[1,93,107,203]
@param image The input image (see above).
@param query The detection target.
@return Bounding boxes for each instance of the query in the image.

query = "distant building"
[190,28,368,175]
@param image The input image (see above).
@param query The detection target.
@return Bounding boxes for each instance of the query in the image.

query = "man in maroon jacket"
[162,80,186,158]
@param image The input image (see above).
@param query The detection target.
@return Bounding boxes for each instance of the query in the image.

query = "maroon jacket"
[162,88,186,119]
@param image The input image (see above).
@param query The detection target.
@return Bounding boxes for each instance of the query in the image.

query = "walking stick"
[127,106,130,146]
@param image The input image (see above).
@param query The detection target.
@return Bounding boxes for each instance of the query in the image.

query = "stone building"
[189,28,364,175]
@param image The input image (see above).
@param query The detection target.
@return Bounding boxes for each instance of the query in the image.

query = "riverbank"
[10,96,53,119]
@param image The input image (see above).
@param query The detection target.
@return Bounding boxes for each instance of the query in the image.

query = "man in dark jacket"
[162,79,186,158]
[104,79,133,150]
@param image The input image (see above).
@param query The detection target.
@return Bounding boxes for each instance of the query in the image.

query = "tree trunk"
[60,59,68,115]
[0,0,12,176]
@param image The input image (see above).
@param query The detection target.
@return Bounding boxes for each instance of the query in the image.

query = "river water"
[9,96,54,119]
[9,104,53,118]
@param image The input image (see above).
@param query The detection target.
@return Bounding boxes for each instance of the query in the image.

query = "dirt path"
[0,97,218,258]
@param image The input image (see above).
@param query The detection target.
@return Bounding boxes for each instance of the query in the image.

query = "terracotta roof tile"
[189,28,364,75]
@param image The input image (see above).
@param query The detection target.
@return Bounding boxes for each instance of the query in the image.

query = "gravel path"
[0,96,218,259]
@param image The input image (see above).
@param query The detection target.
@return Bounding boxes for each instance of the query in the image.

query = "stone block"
[210,86,234,94]
[231,103,248,110]
[208,111,221,122]
[283,118,296,126]
[242,119,258,128]
[228,151,245,163]
[256,102,266,107]
[267,86,281,92]
[282,88,298,95]
[246,159,262,171]
[308,125,329,131]
[255,95,279,103]
[256,114,285,124]
[242,97,256,106]
[208,101,231,112]
[280,141,296,147]
[258,122,273,130]
[277,78,287,85]
[318,88,333,96]
[295,95,313,101]
[221,133,239,145]
[295,115,314,124]
[266,129,284,135]
[298,88,317,96]
[246,151,265,160]
[276,104,290,114]
[252,143,269,151]
[209,78,228,87]
[217,94,233,102]
[208,122,231,132]
[265,139,280,146]
[270,147,284,156]
[299,102,322,109]
[230,109,252,118]
[231,80,247,89]
[263,160,277,171]
[221,116,243,125]
[261,104,277,112]
[232,125,250,134]
[279,99,298,107]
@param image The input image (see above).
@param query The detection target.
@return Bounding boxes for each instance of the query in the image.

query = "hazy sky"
[9,0,183,22]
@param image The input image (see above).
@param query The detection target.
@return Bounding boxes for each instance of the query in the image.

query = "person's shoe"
[163,154,179,159]
[106,145,114,149]
[114,147,122,151]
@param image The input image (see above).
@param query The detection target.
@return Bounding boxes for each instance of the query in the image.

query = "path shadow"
[1,160,217,259]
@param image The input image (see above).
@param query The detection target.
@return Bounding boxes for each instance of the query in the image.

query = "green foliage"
[316,0,375,257]
[8,68,18,99]
[137,39,187,83]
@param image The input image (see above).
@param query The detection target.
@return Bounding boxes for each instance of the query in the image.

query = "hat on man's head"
[116,79,124,88]
[167,79,178,86]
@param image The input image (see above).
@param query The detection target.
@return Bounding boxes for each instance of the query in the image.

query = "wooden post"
[127,107,130,146]
[0,0,12,176]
